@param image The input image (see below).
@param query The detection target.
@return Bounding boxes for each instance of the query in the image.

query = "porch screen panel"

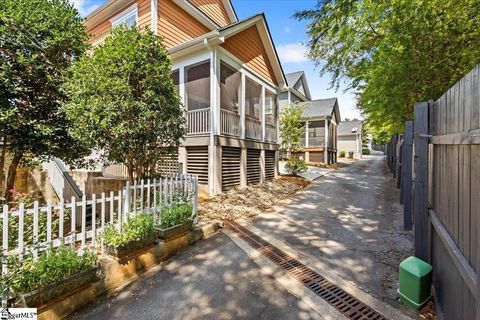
[186,61,210,110]
[220,62,241,113]
[172,69,180,93]
[265,90,277,126]
[245,78,262,119]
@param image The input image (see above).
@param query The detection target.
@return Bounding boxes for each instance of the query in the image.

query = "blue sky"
[70,0,360,120]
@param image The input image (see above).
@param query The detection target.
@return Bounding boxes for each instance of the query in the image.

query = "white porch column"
[324,117,329,164]
[261,86,266,142]
[304,121,310,163]
[208,47,220,195]
[150,0,158,34]
[240,72,246,139]
[305,121,309,148]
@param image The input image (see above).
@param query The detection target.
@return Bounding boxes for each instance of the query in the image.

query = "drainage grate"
[225,221,388,320]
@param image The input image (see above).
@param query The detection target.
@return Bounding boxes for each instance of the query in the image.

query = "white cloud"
[69,0,99,17]
[277,43,308,64]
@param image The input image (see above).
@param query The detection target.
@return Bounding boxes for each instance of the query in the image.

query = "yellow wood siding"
[158,0,211,49]
[190,0,230,26]
[87,0,151,46]
[221,25,277,85]
[137,0,151,29]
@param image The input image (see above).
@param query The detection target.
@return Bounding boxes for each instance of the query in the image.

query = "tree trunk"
[5,153,22,202]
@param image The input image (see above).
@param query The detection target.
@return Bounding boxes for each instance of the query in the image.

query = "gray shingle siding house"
[337,120,363,159]
[279,71,340,164]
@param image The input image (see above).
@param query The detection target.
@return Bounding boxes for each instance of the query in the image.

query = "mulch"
[198,176,310,222]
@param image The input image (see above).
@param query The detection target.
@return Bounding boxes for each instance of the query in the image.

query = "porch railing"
[187,108,210,135]
[220,109,240,136]
[265,124,277,143]
[245,117,262,140]
[301,136,326,148]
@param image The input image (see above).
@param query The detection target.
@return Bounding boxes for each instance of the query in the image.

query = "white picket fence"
[1,174,198,305]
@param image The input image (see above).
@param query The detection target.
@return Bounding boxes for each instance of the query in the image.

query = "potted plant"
[7,247,97,307]
[156,204,194,241]
[103,213,156,258]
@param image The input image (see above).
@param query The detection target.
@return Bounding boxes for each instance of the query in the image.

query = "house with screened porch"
[279,71,340,164]
[84,0,286,195]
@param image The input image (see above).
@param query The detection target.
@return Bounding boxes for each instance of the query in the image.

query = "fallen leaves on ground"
[198,176,310,221]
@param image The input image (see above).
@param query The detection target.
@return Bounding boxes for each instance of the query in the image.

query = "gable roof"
[338,120,363,135]
[170,14,286,87]
[285,71,303,87]
[303,98,339,119]
[284,71,311,100]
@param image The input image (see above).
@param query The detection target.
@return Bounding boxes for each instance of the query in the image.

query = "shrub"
[348,152,354,159]
[339,150,346,158]
[103,213,155,248]
[160,204,193,229]
[4,247,96,294]
[285,158,308,176]
[362,148,371,155]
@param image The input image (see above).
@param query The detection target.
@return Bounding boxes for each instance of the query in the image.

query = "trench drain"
[225,221,388,320]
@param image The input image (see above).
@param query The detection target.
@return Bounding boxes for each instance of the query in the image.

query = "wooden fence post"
[413,102,429,261]
[402,121,414,230]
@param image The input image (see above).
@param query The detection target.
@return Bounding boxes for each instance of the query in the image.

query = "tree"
[64,27,186,182]
[279,102,305,156]
[296,0,480,141]
[0,0,89,200]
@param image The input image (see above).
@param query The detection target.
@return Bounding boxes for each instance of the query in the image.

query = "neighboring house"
[278,72,340,164]
[300,98,340,164]
[84,0,286,195]
[278,71,311,110]
[337,120,363,159]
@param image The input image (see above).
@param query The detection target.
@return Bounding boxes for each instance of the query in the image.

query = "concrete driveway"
[253,155,413,308]
[71,155,413,319]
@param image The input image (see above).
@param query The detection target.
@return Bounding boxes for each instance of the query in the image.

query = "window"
[245,78,262,119]
[185,61,210,110]
[220,62,241,113]
[172,70,179,93]
[111,4,138,28]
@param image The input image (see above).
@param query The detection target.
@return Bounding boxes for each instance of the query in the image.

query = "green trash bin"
[398,256,432,309]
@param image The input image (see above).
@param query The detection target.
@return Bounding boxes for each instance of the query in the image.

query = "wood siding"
[158,0,210,49]
[87,0,151,46]
[190,0,230,26]
[221,25,277,85]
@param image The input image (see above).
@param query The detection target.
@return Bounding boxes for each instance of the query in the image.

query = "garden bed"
[105,234,157,259]
[157,220,193,241]
[19,266,97,308]
[198,176,310,221]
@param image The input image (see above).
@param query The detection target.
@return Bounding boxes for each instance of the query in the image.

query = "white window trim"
[110,3,138,28]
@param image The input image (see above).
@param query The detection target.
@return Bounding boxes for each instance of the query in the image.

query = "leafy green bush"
[103,213,155,248]
[5,247,96,294]
[339,150,346,158]
[362,148,371,155]
[348,152,354,159]
[160,204,193,229]
[285,158,308,176]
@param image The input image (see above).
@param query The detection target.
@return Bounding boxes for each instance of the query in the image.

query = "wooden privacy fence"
[1,174,198,305]
[387,65,480,319]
